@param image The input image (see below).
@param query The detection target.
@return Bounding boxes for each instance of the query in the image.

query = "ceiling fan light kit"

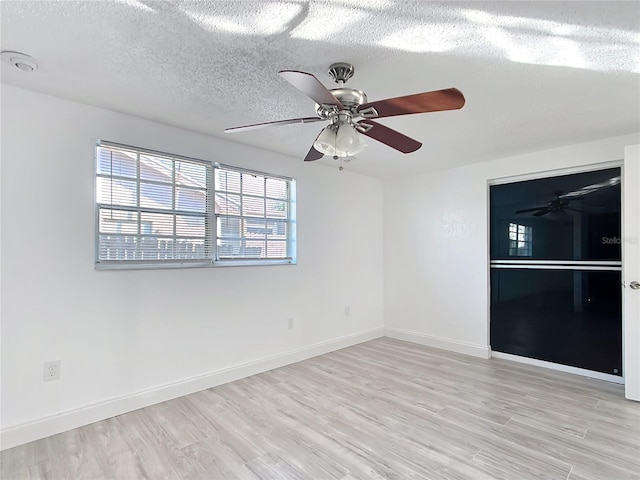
[335,123,366,155]
[313,113,367,159]
[225,62,466,169]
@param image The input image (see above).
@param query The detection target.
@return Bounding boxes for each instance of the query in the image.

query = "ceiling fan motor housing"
[331,88,368,110]
[316,88,368,118]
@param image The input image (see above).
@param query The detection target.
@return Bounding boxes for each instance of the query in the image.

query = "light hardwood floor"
[2,338,639,480]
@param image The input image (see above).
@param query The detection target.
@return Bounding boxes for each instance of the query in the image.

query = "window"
[95,141,295,269]
[214,165,294,263]
[508,222,532,257]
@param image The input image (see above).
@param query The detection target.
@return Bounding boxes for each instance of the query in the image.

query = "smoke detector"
[1,51,38,72]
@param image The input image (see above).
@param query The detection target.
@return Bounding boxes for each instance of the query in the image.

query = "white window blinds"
[214,165,294,262]
[96,142,212,267]
[95,141,296,269]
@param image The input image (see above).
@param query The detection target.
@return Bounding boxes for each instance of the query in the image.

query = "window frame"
[213,162,297,267]
[508,222,533,257]
[95,141,296,270]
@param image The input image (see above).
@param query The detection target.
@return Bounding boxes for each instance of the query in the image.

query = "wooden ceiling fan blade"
[304,131,324,162]
[225,117,323,133]
[560,175,621,199]
[356,120,421,153]
[533,209,551,217]
[358,88,465,119]
[304,147,323,162]
[279,70,344,110]
[515,207,546,214]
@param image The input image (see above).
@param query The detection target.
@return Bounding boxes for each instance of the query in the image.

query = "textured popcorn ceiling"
[1,0,639,177]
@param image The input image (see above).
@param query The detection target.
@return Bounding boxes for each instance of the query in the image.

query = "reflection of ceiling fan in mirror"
[515,191,578,217]
[224,62,466,166]
[515,176,620,217]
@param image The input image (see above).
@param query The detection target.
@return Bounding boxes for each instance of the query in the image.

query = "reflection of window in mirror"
[509,223,532,257]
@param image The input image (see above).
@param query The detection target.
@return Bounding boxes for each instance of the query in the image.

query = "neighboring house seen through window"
[96,141,296,268]
[215,165,292,262]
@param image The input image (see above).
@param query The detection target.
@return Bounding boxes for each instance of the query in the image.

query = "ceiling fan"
[514,176,620,217]
[225,62,466,166]
[515,191,578,217]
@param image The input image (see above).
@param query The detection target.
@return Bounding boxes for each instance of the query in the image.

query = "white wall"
[0,85,384,448]
[384,133,640,360]
[2,83,637,450]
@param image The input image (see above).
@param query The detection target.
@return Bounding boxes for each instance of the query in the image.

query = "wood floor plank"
[501,416,639,479]
[471,444,570,480]
[2,337,639,479]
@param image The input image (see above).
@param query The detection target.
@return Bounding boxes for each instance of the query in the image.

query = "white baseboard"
[1,327,383,451]
[384,327,490,359]
[491,351,625,384]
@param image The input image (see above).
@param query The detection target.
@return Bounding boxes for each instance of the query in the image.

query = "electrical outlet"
[287,318,294,329]
[345,306,351,316]
[43,360,61,381]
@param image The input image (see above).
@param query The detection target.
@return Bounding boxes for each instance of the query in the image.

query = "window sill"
[95,259,296,271]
